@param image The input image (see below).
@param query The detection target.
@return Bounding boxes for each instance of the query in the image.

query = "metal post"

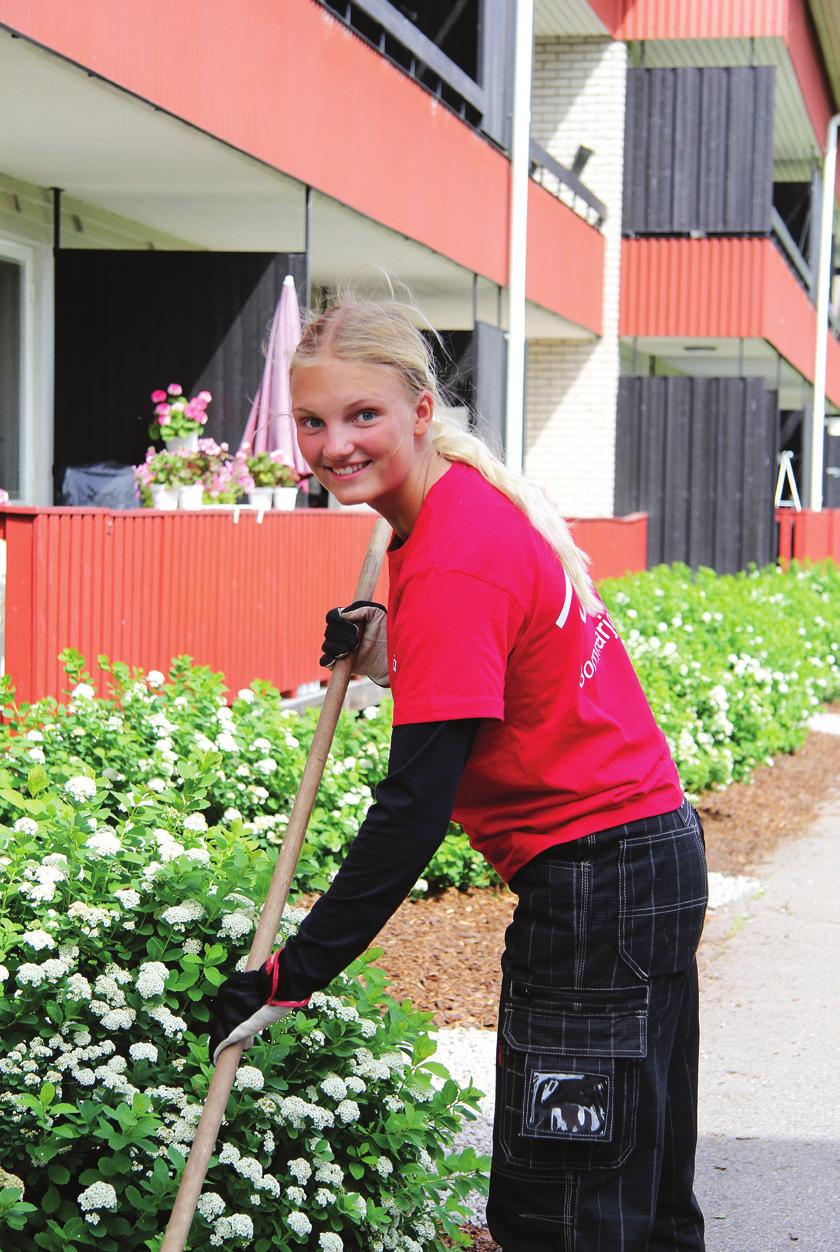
[504,0,534,474]
[304,185,312,310]
[811,113,840,512]
[50,187,62,254]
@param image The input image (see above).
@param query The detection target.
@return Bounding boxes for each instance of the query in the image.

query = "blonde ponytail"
[430,414,601,615]
[291,293,600,615]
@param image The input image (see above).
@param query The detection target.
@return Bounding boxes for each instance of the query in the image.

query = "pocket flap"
[502,988,648,1059]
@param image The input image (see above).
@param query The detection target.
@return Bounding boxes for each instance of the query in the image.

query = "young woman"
[210,298,708,1252]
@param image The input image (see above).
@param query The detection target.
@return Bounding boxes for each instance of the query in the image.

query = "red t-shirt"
[386,461,682,882]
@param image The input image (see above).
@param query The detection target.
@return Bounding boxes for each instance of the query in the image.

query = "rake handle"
[161,517,391,1251]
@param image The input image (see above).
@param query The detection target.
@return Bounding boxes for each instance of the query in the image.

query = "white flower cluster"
[78,1181,117,1211]
[64,775,97,803]
[287,1211,312,1237]
[146,1004,187,1036]
[210,1213,254,1245]
[196,1192,226,1221]
[86,828,122,857]
[160,899,204,930]
[129,1042,158,1063]
[233,1065,264,1092]
[136,961,168,999]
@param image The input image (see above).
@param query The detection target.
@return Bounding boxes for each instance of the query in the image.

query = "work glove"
[319,600,390,687]
[208,950,310,1064]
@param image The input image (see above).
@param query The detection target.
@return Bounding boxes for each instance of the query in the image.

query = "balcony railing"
[771,207,840,341]
[318,1,605,230]
[319,0,485,126]
[529,141,607,227]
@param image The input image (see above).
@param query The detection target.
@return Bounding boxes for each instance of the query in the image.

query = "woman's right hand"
[320,601,390,687]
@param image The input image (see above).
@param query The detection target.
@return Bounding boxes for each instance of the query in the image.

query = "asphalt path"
[694,788,840,1251]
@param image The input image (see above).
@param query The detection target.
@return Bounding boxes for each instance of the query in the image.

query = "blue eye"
[298,416,323,431]
[356,409,376,422]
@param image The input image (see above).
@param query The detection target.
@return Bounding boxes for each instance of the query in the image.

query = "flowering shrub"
[601,560,840,795]
[1,560,837,901]
[0,653,491,896]
[148,383,211,442]
[0,759,486,1250]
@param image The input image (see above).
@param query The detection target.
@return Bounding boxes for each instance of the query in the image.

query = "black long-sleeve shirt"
[279,718,479,1001]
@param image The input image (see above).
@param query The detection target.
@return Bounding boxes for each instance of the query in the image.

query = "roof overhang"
[0,1,605,336]
[808,1,840,113]
[0,29,593,339]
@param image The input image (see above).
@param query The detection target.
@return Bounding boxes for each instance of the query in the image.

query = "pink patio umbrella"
[238,275,309,482]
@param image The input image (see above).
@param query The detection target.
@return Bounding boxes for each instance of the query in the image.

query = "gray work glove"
[319,600,390,687]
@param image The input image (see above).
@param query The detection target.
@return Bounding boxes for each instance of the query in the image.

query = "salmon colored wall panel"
[0,0,604,325]
[776,507,840,562]
[570,513,648,581]
[527,184,604,334]
[611,0,788,40]
[2,506,643,705]
[785,0,836,150]
[621,237,840,405]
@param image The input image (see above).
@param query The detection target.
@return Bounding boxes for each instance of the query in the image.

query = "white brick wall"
[526,37,627,516]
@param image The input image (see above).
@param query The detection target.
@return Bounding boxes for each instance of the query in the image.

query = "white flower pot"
[164,432,199,453]
[178,483,204,510]
[272,486,298,511]
[247,487,274,509]
[150,486,179,511]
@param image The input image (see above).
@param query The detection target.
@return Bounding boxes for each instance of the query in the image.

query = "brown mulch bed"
[370,726,840,1028]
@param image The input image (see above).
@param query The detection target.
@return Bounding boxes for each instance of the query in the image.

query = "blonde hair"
[291,295,600,614]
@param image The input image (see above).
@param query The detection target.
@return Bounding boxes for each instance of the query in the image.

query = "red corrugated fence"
[0,507,648,705]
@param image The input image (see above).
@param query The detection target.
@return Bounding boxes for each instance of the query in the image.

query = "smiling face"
[291,356,436,533]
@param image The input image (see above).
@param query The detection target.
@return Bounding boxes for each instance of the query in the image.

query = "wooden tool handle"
[161,517,391,1251]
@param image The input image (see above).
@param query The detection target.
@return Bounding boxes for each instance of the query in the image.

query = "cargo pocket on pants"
[496,983,648,1178]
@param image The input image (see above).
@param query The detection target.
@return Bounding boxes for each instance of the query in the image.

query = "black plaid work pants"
[487,798,707,1252]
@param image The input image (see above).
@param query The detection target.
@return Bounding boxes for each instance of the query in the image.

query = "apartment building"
[1,1,838,572]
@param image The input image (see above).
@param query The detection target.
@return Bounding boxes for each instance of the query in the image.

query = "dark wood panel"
[54,251,306,495]
[623,66,775,235]
[614,375,778,571]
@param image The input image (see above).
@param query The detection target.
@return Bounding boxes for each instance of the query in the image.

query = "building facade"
[1,0,838,571]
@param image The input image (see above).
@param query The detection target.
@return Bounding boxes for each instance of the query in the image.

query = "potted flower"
[244,450,301,510]
[148,383,211,452]
[196,439,254,507]
[133,448,193,510]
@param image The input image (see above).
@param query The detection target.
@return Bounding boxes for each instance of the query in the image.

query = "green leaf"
[42,1185,61,1215]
